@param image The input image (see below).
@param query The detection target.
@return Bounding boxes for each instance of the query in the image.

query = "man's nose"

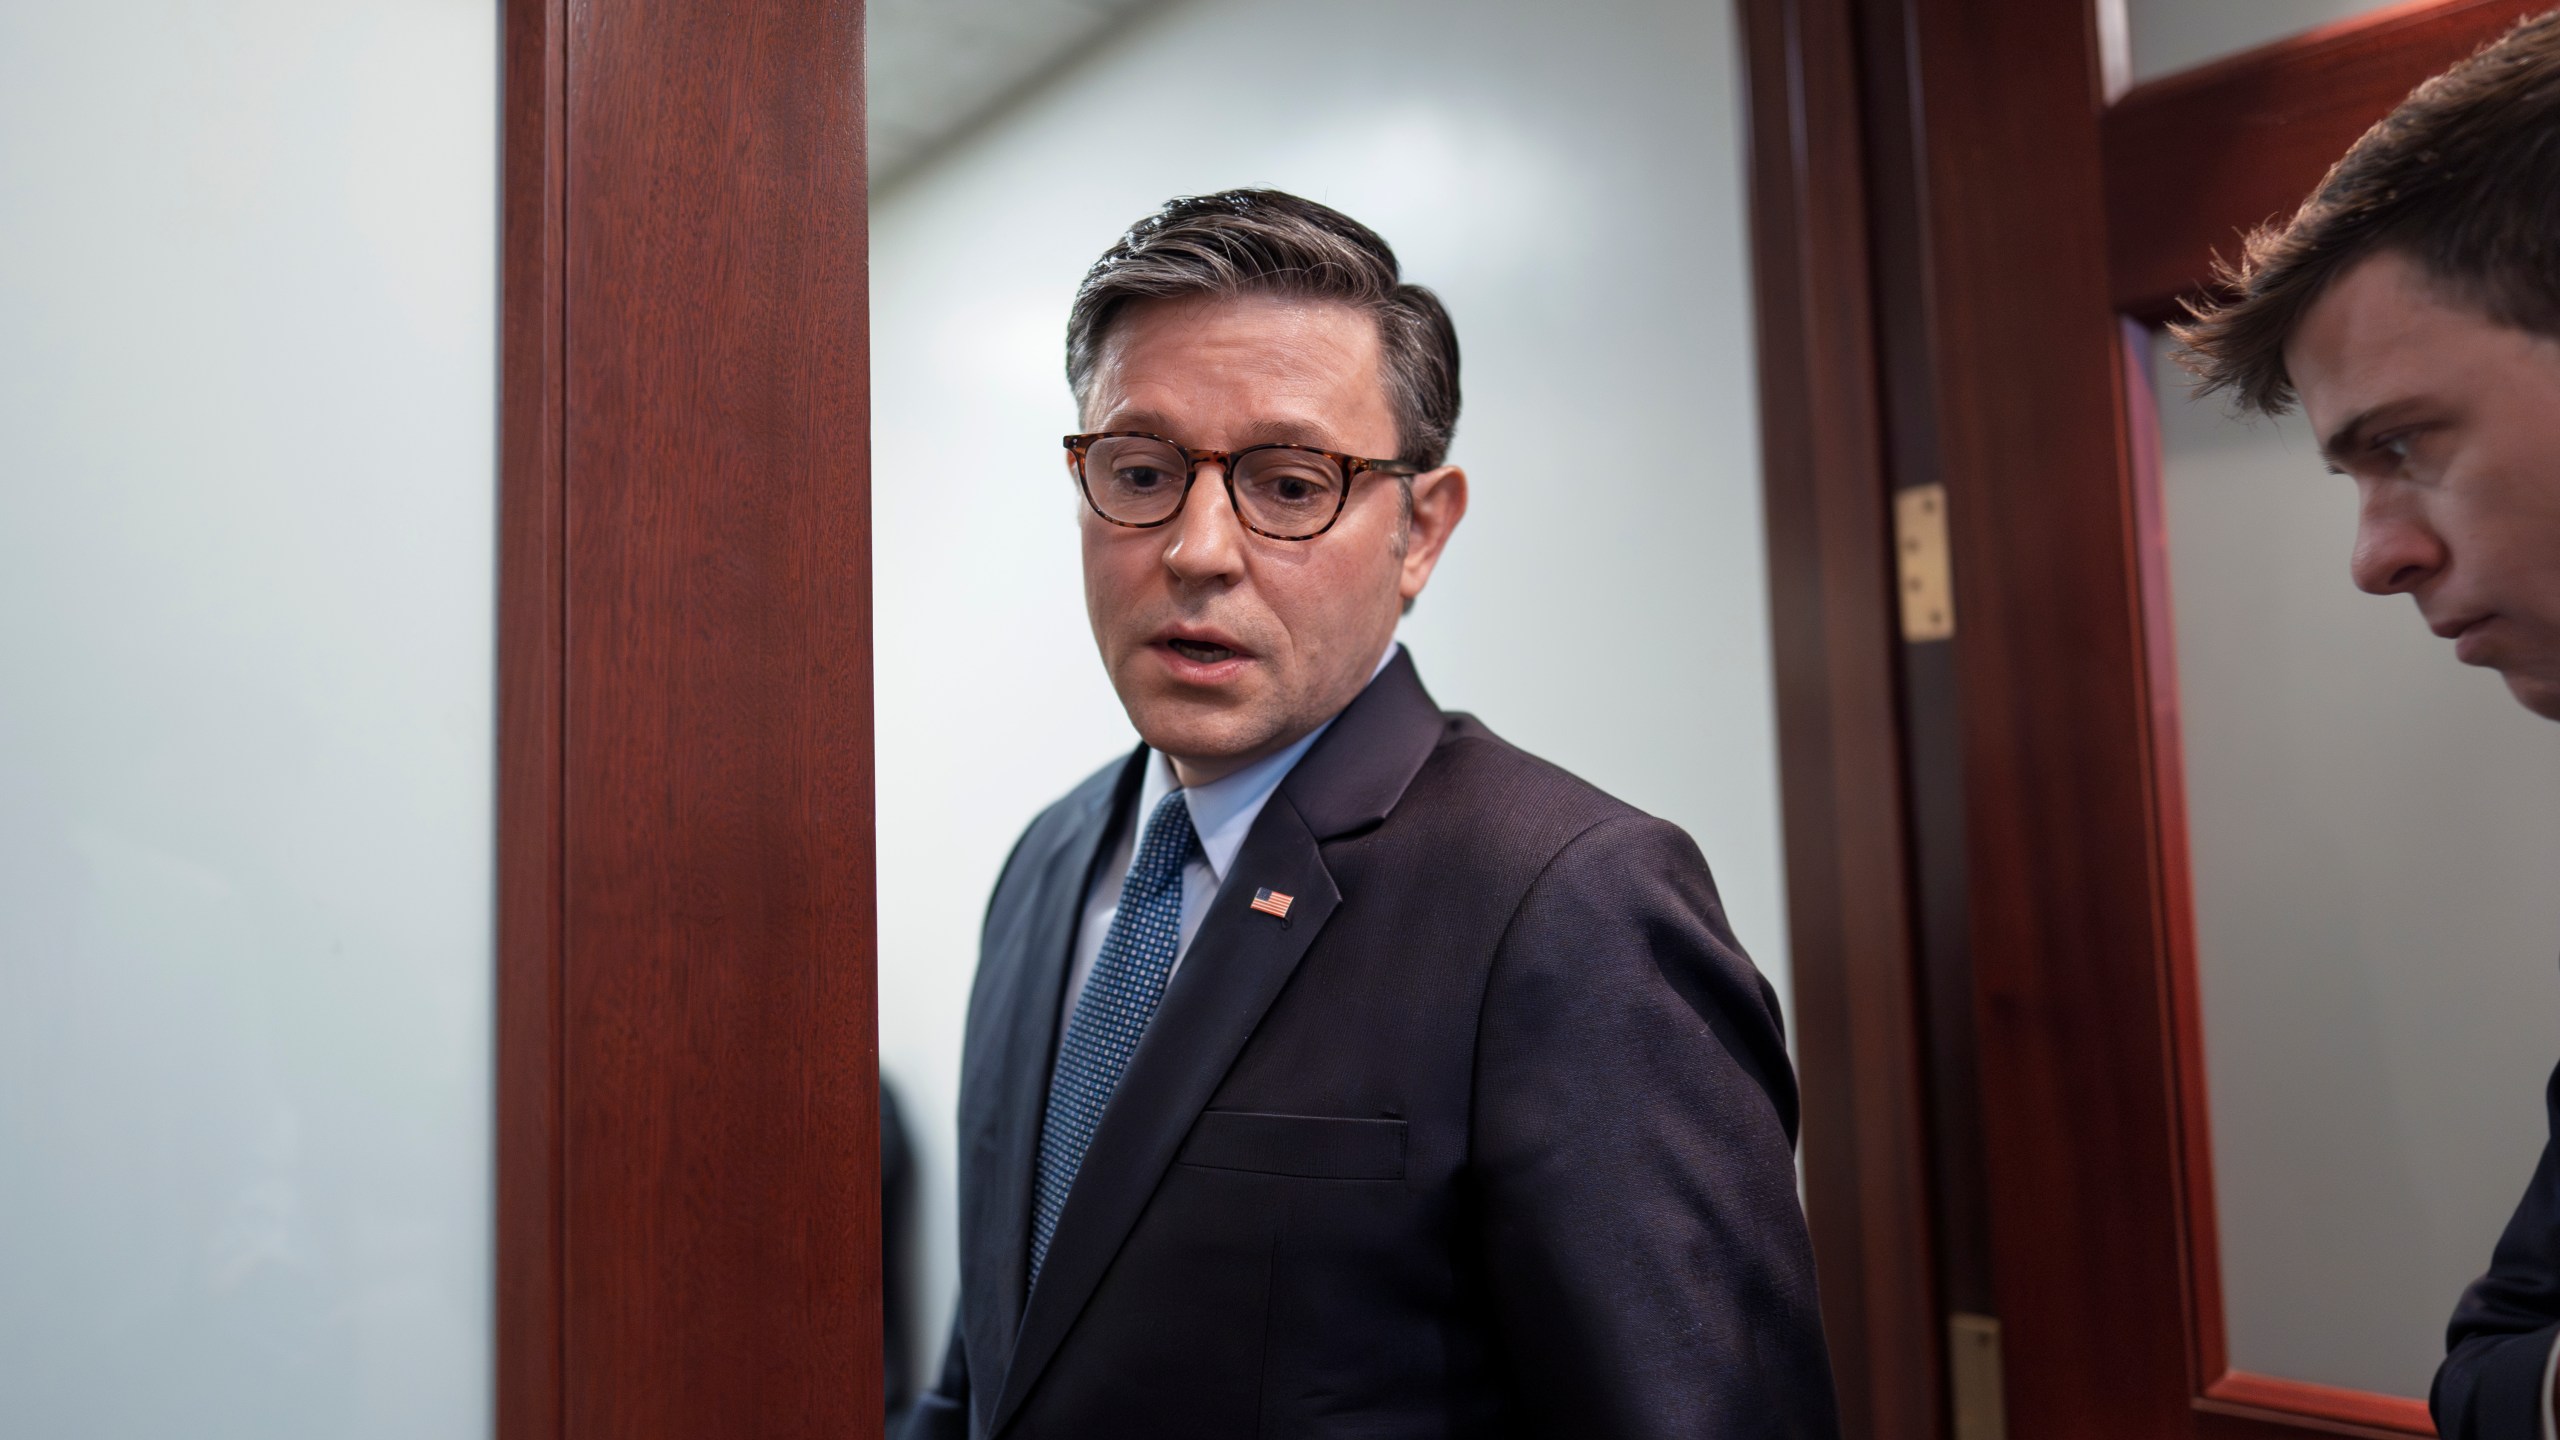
[2348,491,2446,596]
[1163,463,1245,580]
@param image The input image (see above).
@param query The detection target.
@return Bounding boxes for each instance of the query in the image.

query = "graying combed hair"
[1065,189,1462,471]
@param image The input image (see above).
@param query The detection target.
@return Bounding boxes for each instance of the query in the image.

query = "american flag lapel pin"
[1249,887,1294,919]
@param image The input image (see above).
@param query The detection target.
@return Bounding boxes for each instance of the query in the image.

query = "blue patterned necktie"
[1030,788,1198,1284]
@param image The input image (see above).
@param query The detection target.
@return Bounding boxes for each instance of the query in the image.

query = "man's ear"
[1398,464,1468,606]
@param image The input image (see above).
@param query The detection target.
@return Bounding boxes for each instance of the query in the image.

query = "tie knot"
[1131,789,1197,889]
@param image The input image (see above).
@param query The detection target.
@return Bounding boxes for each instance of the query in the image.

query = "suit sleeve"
[1470,814,1839,1439]
[896,1315,970,1440]
[2434,1060,2560,1439]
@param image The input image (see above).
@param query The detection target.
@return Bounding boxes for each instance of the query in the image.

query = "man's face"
[1077,293,1466,785]
[2288,250,2560,720]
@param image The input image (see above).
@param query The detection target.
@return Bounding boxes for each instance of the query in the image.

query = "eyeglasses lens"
[1081,436,1349,539]
[1083,436,1190,525]
[1231,448,1347,538]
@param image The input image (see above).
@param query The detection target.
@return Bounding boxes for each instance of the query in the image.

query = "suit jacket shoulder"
[2435,1058,2560,1438]
[987,754,1134,915]
[1419,714,1656,848]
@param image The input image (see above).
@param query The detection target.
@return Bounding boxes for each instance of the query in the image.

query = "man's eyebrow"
[1230,419,1342,448]
[1089,414,1344,449]
[2318,405,2385,467]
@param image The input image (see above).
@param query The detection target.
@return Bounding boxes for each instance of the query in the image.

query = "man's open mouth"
[1166,638,1239,663]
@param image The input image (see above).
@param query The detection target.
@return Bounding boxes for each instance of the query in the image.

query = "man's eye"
[1247,466,1337,506]
[1115,466,1174,489]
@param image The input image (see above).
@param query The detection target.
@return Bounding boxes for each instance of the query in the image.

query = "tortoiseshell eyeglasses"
[1064,432,1420,542]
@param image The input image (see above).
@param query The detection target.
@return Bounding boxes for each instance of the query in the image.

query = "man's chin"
[1141,727,1277,776]
[2505,668,2560,723]
[1114,678,1256,756]
[1125,704,1301,784]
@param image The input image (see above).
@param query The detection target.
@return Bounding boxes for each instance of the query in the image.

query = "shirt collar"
[1139,642,1401,885]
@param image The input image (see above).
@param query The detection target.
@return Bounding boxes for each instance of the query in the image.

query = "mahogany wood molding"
[1896,0,2199,1431]
[498,1,881,1436]
[497,0,568,1431]
[1827,0,2512,1433]
[2200,1373,2434,1437]
[1739,1,1943,1435]
[2104,0,2546,322]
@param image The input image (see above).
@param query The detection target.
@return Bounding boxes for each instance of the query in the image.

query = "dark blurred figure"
[2179,14,2560,1437]
[881,1077,917,1420]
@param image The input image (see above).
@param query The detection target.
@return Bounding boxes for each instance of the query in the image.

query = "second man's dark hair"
[2175,11,2560,414]
[1065,189,1462,470]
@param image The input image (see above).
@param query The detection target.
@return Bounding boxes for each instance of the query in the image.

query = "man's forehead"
[2286,252,2453,432]
[1083,292,1396,445]
[1099,408,1349,450]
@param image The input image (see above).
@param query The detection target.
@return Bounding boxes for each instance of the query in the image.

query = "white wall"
[0,5,497,1436]
[2151,335,2560,1398]
[871,0,1780,1377]
[2124,0,2393,83]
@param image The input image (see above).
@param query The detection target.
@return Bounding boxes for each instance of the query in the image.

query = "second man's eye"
[2371,427,2427,467]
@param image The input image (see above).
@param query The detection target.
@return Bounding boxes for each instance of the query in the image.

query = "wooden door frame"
[1739,1,1946,1436]
[1748,1,2548,1437]
[496,3,882,1437]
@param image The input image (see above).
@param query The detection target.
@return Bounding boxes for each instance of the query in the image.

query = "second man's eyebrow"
[2318,399,2432,468]
[2319,407,2380,467]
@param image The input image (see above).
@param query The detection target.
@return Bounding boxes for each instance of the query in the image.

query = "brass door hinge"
[1949,1312,2006,1440]
[1896,483,1955,642]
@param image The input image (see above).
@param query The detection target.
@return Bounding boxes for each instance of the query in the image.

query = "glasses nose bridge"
[1178,446,1245,519]
[1138,444,1235,539]
[1182,445,1238,483]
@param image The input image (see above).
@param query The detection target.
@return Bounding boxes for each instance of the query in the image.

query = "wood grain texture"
[1899,0,2197,1433]
[1739,1,1944,1435]
[1847,0,2000,1334]
[498,0,568,1435]
[500,1,881,1435]
[2104,0,2546,320]
[562,0,878,1432]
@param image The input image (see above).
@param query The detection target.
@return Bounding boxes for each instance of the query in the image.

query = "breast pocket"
[1176,1110,1407,1181]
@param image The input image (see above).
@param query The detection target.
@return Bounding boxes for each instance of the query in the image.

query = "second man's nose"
[2349,502,2446,596]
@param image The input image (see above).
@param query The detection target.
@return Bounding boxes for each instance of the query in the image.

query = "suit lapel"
[958,751,1138,1408]
[989,792,1342,1437]
[985,652,1449,1435]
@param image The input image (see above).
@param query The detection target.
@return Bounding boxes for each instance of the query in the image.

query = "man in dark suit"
[899,190,1837,1438]
[2175,16,2560,1437]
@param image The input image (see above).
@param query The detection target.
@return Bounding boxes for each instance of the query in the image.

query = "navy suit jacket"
[902,653,1838,1439]
[2436,1059,2560,1438]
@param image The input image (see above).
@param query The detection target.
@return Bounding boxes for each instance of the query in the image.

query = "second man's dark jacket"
[904,652,1839,1439]
[2436,1058,2560,1438]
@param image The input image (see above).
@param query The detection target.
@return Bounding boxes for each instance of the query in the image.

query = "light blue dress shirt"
[1062,643,1399,1025]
